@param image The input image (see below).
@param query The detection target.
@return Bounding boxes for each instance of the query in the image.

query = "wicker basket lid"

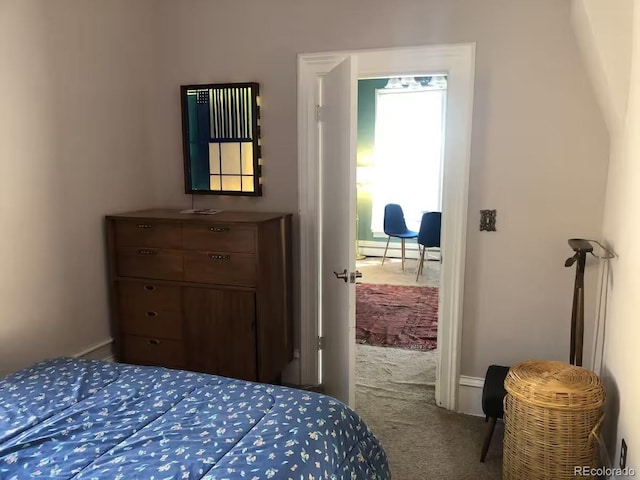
[505,360,605,410]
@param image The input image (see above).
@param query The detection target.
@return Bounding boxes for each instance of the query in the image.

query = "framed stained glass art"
[181,82,262,196]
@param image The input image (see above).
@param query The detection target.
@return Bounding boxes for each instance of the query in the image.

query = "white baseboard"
[458,375,485,417]
[74,339,114,362]
[358,240,441,261]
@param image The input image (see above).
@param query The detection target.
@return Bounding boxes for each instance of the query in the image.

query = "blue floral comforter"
[0,358,390,479]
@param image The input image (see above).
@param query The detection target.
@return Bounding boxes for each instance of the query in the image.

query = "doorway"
[355,75,446,411]
[297,44,476,411]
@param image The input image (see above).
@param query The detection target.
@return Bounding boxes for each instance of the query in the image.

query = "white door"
[320,56,358,406]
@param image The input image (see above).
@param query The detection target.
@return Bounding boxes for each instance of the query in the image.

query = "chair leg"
[381,237,391,266]
[480,416,497,462]
[401,238,406,271]
[416,247,426,281]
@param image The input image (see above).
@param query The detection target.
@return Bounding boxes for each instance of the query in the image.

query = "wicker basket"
[503,360,605,479]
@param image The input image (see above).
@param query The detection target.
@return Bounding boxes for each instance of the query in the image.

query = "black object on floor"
[480,365,510,462]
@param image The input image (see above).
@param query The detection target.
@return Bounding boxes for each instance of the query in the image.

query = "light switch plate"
[480,210,497,232]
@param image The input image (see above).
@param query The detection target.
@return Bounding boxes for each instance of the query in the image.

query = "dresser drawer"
[116,248,183,280]
[122,335,185,368]
[120,310,183,340]
[183,251,256,287]
[114,220,181,248]
[117,281,181,312]
[181,224,256,253]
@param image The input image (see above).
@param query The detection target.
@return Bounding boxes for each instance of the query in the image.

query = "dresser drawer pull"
[209,226,230,233]
[148,339,161,346]
[137,249,158,255]
[137,224,153,229]
[146,311,158,317]
[209,254,231,261]
[143,284,157,291]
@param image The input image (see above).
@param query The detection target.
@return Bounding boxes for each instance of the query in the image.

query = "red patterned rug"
[356,283,438,350]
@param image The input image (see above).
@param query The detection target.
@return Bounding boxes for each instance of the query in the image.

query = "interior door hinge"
[317,336,325,350]
[316,104,323,122]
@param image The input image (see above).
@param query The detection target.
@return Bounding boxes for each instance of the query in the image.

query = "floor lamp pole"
[565,239,591,367]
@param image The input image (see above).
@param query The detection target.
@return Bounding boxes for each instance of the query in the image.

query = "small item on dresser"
[179,208,222,215]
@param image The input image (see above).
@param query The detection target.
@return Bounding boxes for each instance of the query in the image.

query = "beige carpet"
[356,344,503,479]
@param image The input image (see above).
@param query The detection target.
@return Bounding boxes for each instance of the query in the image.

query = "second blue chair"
[416,211,442,281]
[382,204,418,271]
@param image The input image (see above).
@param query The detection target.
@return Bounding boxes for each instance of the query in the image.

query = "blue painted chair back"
[418,212,442,248]
[383,204,411,236]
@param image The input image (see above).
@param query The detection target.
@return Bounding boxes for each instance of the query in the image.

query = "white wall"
[148,0,609,378]
[0,1,610,387]
[571,0,634,135]
[0,0,154,375]
[574,0,640,470]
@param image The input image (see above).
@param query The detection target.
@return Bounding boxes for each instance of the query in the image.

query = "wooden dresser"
[105,209,292,383]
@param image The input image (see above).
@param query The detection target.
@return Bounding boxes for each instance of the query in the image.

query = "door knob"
[333,269,362,283]
[333,269,348,282]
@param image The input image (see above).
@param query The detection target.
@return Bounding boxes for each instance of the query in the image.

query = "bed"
[0,358,390,479]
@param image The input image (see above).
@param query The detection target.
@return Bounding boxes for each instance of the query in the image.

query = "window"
[370,85,446,233]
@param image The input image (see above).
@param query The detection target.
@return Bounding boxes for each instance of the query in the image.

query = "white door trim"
[297,43,476,411]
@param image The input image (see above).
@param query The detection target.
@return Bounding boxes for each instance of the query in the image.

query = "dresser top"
[107,209,292,224]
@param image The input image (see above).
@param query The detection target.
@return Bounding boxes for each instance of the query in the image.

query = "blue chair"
[416,212,442,281]
[382,204,418,271]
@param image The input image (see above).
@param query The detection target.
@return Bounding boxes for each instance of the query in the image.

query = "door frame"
[297,43,476,411]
